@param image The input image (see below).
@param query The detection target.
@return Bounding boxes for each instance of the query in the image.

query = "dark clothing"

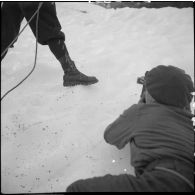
[104,103,194,170]
[1,2,65,59]
[66,158,193,192]
[1,2,99,85]
[66,103,194,192]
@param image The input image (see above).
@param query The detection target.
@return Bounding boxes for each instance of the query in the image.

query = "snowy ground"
[1,2,194,193]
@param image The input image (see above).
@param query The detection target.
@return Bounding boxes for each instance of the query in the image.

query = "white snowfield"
[1,2,194,193]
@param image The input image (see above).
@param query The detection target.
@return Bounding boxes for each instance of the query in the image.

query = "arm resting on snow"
[104,104,138,149]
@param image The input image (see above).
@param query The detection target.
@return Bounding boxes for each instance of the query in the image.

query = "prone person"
[66,65,194,192]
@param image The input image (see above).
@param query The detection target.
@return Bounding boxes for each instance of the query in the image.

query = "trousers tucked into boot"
[48,39,98,86]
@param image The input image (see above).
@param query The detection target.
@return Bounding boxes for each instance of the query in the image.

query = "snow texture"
[1,2,194,193]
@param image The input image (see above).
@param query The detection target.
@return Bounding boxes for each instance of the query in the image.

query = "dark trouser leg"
[19,2,65,45]
[18,2,70,73]
[66,174,138,192]
[19,2,98,86]
[47,38,98,86]
[66,170,192,192]
[1,2,23,61]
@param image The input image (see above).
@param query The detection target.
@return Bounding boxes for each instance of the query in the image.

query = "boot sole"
[63,80,98,87]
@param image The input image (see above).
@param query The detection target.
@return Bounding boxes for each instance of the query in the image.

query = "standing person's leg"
[1,2,24,60]
[19,2,98,86]
[48,39,98,86]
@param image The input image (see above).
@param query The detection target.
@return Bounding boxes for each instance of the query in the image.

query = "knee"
[66,184,74,192]
[66,180,83,192]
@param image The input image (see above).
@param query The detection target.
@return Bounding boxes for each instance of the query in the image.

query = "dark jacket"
[104,103,194,170]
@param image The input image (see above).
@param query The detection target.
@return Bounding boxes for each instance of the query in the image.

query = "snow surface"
[1,2,194,193]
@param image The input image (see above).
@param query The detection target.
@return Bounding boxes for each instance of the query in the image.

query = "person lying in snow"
[66,65,194,192]
[1,2,98,86]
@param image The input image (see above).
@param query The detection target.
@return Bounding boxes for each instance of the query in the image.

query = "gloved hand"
[138,85,146,103]
[137,71,148,103]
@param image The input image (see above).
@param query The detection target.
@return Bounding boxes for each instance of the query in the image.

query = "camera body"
[137,76,145,85]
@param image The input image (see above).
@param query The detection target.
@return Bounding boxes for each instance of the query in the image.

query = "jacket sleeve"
[104,104,138,149]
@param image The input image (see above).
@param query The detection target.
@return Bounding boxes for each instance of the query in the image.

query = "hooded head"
[145,65,194,109]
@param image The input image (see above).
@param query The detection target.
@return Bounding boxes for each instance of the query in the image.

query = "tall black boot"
[48,39,98,86]
[58,54,98,86]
